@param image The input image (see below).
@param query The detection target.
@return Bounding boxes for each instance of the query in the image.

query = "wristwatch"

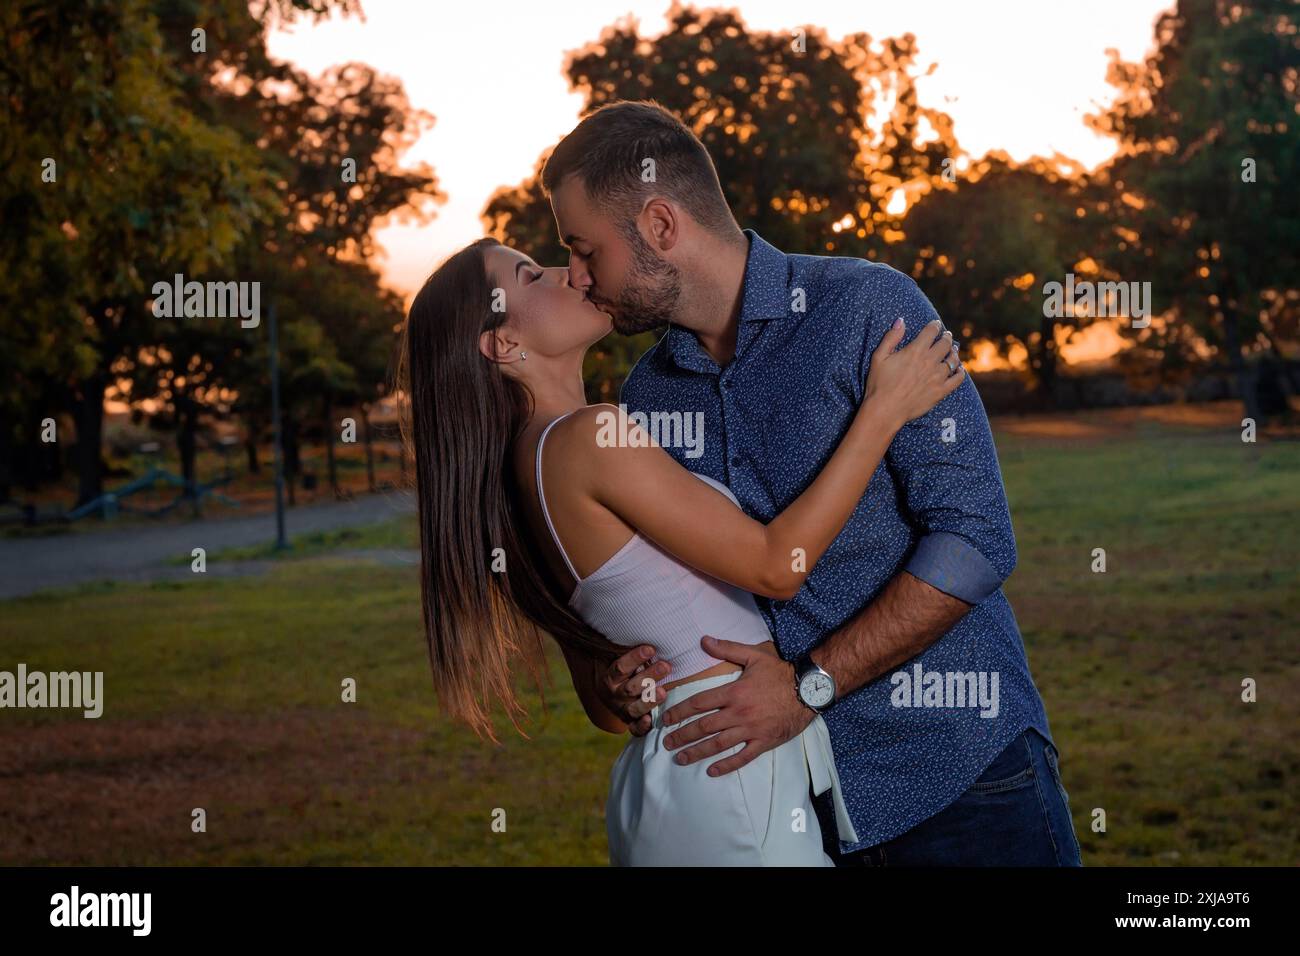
[793,650,836,713]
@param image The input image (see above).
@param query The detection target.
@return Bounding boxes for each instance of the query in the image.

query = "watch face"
[800,671,834,708]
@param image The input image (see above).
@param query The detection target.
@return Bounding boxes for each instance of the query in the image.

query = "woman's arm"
[580,318,963,600]
[559,641,633,734]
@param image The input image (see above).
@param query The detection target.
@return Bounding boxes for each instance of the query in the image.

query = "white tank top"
[535,412,774,682]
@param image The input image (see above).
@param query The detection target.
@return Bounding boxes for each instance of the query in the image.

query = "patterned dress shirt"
[620,229,1053,851]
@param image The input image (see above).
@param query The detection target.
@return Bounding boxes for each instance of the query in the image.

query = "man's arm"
[812,267,1015,695]
[810,571,969,697]
[660,270,1015,773]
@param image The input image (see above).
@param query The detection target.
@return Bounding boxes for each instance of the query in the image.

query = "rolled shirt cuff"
[904,531,1002,605]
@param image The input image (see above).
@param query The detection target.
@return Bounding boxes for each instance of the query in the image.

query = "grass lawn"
[163,518,418,565]
[1,404,1297,865]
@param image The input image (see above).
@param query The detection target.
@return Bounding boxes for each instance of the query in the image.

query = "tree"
[1,0,439,509]
[190,53,441,498]
[900,153,1106,397]
[0,0,280,505]
[122,2,443,503]
[1087,0,1300,423]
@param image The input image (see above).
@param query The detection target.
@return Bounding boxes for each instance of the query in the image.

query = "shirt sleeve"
[853,266,1017,605]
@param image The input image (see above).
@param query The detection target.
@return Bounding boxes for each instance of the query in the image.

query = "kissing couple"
[400,100,1081,867]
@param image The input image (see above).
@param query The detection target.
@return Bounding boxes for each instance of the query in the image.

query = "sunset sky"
[266,0,1176,366]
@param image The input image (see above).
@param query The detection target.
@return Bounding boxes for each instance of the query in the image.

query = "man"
[544,100,1081,866]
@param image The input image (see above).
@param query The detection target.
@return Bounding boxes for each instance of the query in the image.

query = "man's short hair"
[542,100,738,239]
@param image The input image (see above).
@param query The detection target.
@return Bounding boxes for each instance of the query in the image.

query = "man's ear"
[642,197,678,252]
[479,327,520,365]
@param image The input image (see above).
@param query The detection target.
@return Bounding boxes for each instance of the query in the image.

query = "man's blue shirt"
[620,229,1053,851]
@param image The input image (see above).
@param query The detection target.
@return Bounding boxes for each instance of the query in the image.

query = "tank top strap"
[535,412,581,583]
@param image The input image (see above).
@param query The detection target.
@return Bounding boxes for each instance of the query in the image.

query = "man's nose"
[567,259,592,291]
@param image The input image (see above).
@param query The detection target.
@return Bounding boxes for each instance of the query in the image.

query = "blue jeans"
[824,728,1083,866]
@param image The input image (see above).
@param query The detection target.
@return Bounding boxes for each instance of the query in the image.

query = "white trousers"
[605,669,859,866]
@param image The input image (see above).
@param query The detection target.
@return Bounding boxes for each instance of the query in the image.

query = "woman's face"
[483,244,613,359]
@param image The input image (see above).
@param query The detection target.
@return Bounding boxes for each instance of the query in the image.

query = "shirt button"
[730,455,740,467]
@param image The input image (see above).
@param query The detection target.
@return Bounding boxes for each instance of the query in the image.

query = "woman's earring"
[519,351,528,361]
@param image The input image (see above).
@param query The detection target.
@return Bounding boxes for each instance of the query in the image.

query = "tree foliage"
[482,5,959,401]
[1087,0,1299,419]
[0,0,440,503]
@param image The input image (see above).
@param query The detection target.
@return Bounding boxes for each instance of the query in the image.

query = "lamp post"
[217,434,238,483]
[269,298,289,551]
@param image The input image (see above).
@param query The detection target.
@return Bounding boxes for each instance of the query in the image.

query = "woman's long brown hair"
[396,237,622,742]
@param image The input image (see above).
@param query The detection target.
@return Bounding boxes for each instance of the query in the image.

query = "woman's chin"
[590,307,614,335]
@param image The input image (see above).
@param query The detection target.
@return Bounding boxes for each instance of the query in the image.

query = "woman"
[398,237,964,865]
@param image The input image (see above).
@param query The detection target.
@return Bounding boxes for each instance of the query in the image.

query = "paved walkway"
[0,492,416,600]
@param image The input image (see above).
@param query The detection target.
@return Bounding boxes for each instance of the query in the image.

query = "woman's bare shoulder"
[545,404,665,495]
[549,404,634,453]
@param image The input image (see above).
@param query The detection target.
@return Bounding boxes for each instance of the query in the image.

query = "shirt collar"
[662,229,789,373]
[736,229,792,323]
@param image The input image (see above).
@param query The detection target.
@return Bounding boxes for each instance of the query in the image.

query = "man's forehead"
[550,174,588,206]
[550,177,596,238]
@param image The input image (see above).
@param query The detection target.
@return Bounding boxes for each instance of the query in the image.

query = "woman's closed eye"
[513,259,544,285]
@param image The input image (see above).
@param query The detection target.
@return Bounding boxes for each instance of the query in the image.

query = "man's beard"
[598,227,681,336]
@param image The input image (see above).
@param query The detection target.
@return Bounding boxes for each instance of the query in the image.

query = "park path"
[0,491,416,601]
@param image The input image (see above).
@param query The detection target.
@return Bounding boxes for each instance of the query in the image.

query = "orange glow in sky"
[265,0,1174,367]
